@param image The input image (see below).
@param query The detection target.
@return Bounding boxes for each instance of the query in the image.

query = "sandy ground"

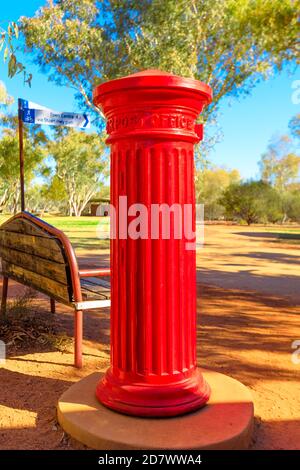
[0,224,299,450]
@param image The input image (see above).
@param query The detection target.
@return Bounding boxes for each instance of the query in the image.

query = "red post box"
[93,70,212,417]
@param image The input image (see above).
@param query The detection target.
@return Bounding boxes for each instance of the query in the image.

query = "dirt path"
[0,225,299,449]
[198,225,300,302]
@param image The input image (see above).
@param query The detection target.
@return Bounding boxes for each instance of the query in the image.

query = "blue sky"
[1,0,299,180]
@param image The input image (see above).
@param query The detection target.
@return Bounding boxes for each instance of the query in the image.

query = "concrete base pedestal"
[57,369,254,450]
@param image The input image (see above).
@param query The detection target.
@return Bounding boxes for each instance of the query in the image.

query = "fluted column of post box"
[93,70,212,417]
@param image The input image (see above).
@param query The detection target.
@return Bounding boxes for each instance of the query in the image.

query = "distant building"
[83,198,110,216]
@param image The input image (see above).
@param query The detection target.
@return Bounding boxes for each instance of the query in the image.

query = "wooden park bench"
[0,211,111,368]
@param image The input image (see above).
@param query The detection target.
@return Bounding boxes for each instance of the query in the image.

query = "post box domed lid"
[93,69,212,105]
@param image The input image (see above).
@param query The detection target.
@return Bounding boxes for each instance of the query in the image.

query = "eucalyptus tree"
[21,0,299,125]
[47,128,108,216]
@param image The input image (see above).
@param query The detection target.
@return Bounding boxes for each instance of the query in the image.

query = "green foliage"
[47,175,68,203]
[97,184,110,201]
[18,0,299,168]
[258,116,300,221]
[220,180,283,225]
[0,22,31,85]
[0,118,47,213]
[21,0,300,124]
[47,128,108,216]
[259,135,300,192]
[289,114,300,140]
[25,181,66,215]
[281,190,300,223]
[196,166,240,219]
[0,112,108,216]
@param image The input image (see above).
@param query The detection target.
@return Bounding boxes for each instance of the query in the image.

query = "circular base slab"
[57,369,254,450]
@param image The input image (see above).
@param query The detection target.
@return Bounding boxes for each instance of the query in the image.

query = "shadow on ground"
[197,267,300,302]
[234,231,300,242]
[0,265,299,449]
[197,285,299,383]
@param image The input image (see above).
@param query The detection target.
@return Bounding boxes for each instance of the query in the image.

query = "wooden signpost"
[18,98,25,212]
[17,98,90,212]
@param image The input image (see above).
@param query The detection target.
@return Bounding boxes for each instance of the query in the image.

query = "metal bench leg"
[74,309,83,368]
[1,277,8,318]
[50,298,55,314]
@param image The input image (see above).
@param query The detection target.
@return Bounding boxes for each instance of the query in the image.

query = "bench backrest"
[0,212,81,304]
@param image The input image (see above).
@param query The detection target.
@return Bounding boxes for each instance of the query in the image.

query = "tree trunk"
[0,188,9,212]
[12,190,20,214]
[68,198,73,216]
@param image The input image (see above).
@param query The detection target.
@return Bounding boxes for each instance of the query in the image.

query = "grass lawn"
[1,214,299,249]
[45,216,110,252]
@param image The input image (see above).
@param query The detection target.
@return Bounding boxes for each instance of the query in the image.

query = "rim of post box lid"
[93,69,213,106]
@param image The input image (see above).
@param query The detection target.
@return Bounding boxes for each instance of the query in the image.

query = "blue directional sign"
[19,99,90,129]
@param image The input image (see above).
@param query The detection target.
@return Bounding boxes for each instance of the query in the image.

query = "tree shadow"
[196,284,299,386]
[197,267,300,302]
[235,251,300,265]
[234,231,283,239]
[1,288,111,362]
[234,231,300,241]
[1,258,299,449]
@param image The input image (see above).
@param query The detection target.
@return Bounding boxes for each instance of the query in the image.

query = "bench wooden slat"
[2,260,71,304]
[80,278,111,292]
[81,288,111,300]
[81,290,110,300]
[80,278,111,300]
[0,212,112,368]
[82,289,111,300]
[0,245,68,285]
[0,230,65,264]
[1,218,56,238]
[82,277,111,289]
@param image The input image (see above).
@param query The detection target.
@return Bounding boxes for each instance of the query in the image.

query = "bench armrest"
[79,268,111,278]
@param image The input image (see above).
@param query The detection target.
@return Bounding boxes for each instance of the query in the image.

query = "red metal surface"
[50,298,56,314]
[93,70,212,417]
[79,268,111,277]
[0,276,8,317]
[74,310,83,369]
